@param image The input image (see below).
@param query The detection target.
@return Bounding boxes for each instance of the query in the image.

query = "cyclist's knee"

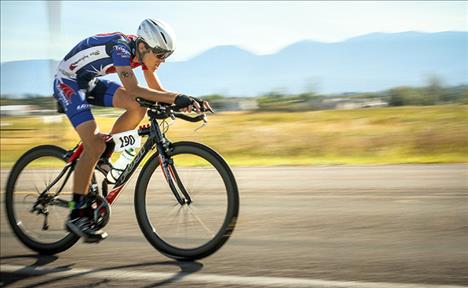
[126,98,147,120]
[82,136,106,160]
[135,106,147,120]
[128,97,145,113]
[114,88,147,117]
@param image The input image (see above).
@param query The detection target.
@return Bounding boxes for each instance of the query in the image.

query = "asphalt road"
[1,165,467,287]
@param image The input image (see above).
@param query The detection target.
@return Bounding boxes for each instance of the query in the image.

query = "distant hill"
[1,31,467,98]
[1,60,59,98]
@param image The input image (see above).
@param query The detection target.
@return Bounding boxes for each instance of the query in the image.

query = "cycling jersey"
[54,32,147,128]
[56,32,146,88]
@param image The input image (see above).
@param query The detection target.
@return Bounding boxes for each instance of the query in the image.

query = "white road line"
[1,264,466,288]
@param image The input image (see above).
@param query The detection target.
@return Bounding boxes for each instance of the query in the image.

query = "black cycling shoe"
[66,216,108,243]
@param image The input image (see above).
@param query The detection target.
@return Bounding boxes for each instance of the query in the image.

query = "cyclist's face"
[147,50,165,70]
[139,43,165,71]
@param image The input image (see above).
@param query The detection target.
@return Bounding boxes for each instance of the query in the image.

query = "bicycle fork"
[151,118,192,206]
[157,143,192,206]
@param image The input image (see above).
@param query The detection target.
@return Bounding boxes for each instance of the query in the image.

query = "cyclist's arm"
[115,66,177,104]
[143,69,167,92]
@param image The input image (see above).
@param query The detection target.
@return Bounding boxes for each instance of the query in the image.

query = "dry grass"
[1,105,467,167]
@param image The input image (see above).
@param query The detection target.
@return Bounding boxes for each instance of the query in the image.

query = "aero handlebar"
[135,97,212,123]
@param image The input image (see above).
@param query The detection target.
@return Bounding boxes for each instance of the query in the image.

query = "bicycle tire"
[5,145,80,254]
[134,141,239,260]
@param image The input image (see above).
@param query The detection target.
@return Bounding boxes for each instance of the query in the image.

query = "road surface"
[1,165,467,287]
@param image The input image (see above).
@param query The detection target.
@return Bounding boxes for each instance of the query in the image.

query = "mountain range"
[1,31,467,98]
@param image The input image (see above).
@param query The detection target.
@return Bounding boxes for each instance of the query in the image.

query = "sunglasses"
[151,47,173,60]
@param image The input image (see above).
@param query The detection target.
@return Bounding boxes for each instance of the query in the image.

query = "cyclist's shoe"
[66,216,108,243]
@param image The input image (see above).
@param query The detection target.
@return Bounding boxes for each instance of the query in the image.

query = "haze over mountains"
[1,31,467,98]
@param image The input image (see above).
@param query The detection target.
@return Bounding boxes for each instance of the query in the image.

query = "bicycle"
[4,97,239,260]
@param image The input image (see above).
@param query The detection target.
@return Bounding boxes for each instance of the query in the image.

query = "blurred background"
[1,2,468,287]
[1,1,467,167]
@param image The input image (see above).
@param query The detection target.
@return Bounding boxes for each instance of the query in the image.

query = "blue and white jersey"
[56,32,146,89]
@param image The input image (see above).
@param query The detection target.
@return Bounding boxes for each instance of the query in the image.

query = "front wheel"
[135,141,239,260]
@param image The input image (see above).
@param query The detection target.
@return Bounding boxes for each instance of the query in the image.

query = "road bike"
[5,98,239,260]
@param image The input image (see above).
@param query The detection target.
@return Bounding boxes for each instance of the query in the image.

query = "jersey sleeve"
[110,43,132,66]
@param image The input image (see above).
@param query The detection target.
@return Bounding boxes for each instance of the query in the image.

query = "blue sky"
[1,1,467,63]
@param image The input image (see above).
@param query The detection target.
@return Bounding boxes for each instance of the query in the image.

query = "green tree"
[422,75,444,105]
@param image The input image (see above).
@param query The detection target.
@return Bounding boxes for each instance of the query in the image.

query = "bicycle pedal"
[83,236,107,244]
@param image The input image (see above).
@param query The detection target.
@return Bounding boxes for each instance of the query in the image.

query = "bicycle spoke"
[190,201,222,214]
[33,184,41,195]
[187,207,214,237]
[43,177,49,191]
[189,203,222,222]
[167,205,183,222]
[134,138,239,260]
[174,207,184,239]
[184,207,188,245]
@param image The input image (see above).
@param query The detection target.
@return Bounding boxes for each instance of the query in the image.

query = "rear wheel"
[135,141,239,260]
[5,145,79,254]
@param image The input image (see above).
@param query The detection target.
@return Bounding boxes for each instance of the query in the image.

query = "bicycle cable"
[160,119,171,134]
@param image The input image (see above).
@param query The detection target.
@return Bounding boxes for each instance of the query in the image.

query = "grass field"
[1,105,467,167]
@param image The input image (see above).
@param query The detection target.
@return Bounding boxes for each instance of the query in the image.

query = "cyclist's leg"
[111,87,147,133]
[74,120,106,195]
[54,77,107,242]
[86,78,146,133]
[56,77,145,134]
[54,77,106,194]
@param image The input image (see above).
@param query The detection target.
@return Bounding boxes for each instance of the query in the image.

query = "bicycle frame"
[34,101,206,215]
[104,118,163,205]
[42,115,181,208]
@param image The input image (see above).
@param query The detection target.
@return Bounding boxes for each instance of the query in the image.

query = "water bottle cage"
[106,166,127,184]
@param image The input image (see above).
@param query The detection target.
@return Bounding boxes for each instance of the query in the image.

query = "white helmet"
[137,18,176,59]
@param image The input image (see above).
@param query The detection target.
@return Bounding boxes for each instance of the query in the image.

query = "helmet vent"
[149,19,159,27]
[159,32,167,44]
[160,32,168,44]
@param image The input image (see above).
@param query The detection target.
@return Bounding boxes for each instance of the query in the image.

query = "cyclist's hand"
[189,97,214,114]
[199,99,214,113]
[174,94,214,114]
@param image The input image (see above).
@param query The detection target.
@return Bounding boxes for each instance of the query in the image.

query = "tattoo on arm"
[120,71,133,78]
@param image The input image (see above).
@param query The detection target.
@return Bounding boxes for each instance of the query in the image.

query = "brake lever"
[194,114,208,132]
[160,107,176,126]
[168,114,176,126]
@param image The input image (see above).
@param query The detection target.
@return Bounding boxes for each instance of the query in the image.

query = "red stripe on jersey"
[105,56,146,74]
[59,82,74,100]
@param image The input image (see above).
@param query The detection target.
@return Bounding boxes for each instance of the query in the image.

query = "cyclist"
[53,18,211,243]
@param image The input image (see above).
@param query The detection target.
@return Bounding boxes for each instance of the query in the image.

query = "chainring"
[90,194,111,229]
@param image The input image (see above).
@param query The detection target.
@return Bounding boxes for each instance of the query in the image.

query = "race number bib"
[112,130,141,152]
